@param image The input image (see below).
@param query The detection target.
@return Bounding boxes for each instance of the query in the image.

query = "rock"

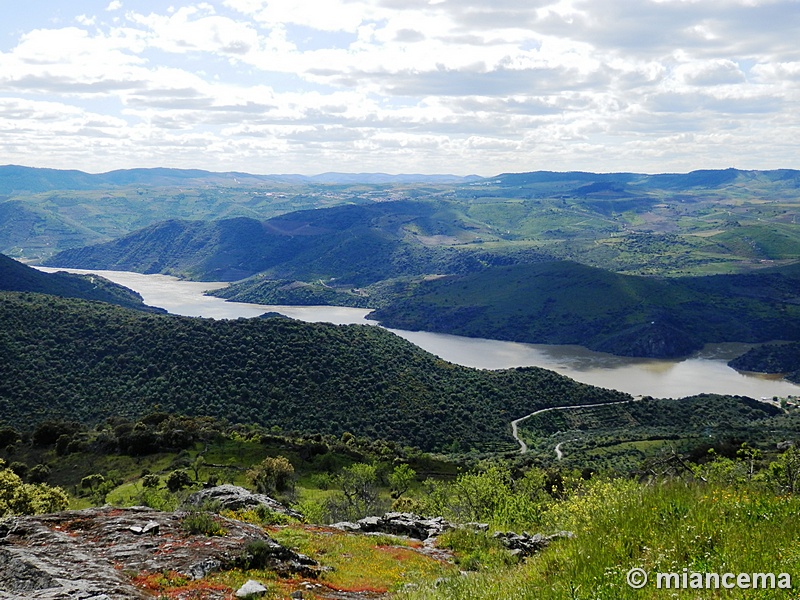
[492,530,574,558]
[0,506,325,599]
[181,484,303,520]
[128,520,159,535]
[186,557,222,580]
[235,579,268,598]
[331,512,456,540]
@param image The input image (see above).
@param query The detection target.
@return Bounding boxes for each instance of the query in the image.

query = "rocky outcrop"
[331,512,572,559]
[331,512,454,540]
[492,530,575,558]
[181,484,303,520]
[0,506,321,599]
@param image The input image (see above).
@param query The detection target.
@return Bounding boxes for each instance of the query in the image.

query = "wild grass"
[268,524,457,593]
[397,478,800,599]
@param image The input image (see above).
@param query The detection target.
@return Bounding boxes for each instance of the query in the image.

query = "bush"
[165,469,192,492]
[181,510,227,536]
[0,468,69,516]
[247,456,295,495]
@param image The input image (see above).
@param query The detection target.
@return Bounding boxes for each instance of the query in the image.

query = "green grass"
[398,479,800,599]
[269,524,458,593]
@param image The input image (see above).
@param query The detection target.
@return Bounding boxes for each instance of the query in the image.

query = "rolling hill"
[43,201,538,283]
[0,292,629,452]
[368,261,800,358]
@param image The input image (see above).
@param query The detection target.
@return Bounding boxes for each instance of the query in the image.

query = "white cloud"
[0,0,798,174]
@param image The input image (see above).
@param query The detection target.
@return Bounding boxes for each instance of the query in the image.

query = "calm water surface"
[39,267,800,399]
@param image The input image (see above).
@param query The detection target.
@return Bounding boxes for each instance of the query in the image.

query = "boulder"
[181,484,303,520]
[235,579,268,598]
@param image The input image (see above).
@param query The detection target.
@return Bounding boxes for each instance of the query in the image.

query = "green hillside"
[43,201,534,283]
[0,253,161,312]
[368,261,800,358]
[0,292,629,452]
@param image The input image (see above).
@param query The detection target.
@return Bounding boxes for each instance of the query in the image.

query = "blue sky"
[1,0,799,175]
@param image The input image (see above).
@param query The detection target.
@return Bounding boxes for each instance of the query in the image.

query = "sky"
[0,0,799,176]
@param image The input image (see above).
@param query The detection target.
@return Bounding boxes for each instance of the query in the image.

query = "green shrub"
[181,509,227,536]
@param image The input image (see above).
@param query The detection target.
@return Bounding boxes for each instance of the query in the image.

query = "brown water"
[38,268,800,399]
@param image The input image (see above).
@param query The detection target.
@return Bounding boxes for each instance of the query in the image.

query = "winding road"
[510,397,643,455]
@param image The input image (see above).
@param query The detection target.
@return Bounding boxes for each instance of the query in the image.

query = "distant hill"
[0,292,628,451]
[489,167,800,190]
[0,253,161,312]
[43,201,540,283]
[0,165,481,195]
[368,261,800,358]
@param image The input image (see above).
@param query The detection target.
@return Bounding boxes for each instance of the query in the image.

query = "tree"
[769,445,800,494]
[165,469,192,493]
[142,474,161,488]
[27,464,51,484]
[389,464,416,499]
[336,462,379,519]
[248,456,295,495]
[0,426,20,448]
[80,474,105,492]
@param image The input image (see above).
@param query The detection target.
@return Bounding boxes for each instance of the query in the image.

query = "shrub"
[247,456,295,495]
[181,510,227,536]
[165,469,192,492]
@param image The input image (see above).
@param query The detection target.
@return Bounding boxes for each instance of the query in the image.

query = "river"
[38,267,800,399]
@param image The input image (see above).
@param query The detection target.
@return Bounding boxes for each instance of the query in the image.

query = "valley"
[3,166,800,599]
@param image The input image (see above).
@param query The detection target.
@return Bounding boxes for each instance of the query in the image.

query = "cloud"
[0,0,797,174]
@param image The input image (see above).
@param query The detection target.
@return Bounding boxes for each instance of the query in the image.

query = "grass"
[397,479,800,599]
[268,524,458,593]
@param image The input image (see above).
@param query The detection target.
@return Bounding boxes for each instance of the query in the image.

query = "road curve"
[511,397,642,455]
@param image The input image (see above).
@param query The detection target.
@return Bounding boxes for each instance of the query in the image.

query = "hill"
[368,261,800,358]
[0,253,161,312]
[5,165,800,273]
[43,201,541,283]
[0,292,629,452]
[0,165,481,194]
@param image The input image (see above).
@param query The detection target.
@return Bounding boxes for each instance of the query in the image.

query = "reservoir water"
[38,268,800,399]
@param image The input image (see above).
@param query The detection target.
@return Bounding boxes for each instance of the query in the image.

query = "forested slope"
[43,202,521,283]
[0,292,629,452]
[369,261,800,358]
[0,253,160,312]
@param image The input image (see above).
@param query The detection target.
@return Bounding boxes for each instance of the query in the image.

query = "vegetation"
[0,459,69,516]
[6,166,800,597]
[370,261,800,358]
[0,253,161,312]
[729,342,800,383]
[0,291,629,452]
[515,394,796,472]
[398,466,800,600]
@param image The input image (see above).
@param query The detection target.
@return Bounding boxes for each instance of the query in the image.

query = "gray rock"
[330,512,455,540]
[0,506,325,599]
[492,530,574,558]
[186,557,222,580]
[182,484,303,520]
[236,579,268,598]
